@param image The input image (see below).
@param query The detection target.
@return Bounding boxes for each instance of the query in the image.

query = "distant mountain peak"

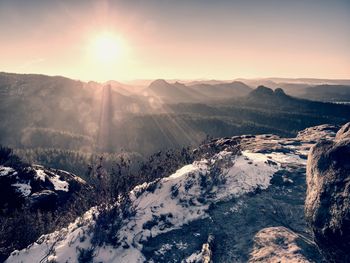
[230,80,248,86]
[274,88,287,96]
[250,85,274,97]
[249,86,288,98]
[173,81,186,88]
[149,79,170,87]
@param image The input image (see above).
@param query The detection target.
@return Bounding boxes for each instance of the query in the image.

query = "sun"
[88,33,126,64]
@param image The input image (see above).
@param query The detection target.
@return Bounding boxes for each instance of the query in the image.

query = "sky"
[0,0,349,82]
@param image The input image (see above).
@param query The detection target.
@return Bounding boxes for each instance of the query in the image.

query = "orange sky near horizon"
[0,0,349,82]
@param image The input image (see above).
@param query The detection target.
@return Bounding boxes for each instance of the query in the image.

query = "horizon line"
[1,71,350,84]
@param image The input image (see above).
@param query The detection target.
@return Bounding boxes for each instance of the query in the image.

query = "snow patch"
[154,243,173,256]
[49,174,69,192]
[34,168,46,181]
[34,167,69,191]
[56,169,87,184]
[0,166,17,177]
[11,183,31,197]
[266,152,307,166]
[7,207,99,263]
[215,151,279,201]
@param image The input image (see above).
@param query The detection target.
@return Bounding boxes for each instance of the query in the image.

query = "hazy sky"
[0,0,349,81]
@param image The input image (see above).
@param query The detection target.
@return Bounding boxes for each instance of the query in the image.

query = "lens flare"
[88,33,125,64]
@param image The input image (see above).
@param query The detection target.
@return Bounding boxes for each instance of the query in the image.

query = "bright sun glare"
[89,33,125,64]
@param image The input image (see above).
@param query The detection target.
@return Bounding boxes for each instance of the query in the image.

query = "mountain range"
[1,72,350,158]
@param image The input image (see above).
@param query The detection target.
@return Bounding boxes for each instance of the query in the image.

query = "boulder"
[305,123,350,262]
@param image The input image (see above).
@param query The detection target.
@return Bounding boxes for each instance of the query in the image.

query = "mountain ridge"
[5,123,342,262]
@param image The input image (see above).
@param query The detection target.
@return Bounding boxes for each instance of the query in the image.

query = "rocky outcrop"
[249,86,274,98]
[0,163,89,211]
[336,122,350,141]
[305,122,350,262]
[0,147,93,261]
[296,124,339,142]
[7,125,333,263]
[249,227,323,263]
[7,124,343,263]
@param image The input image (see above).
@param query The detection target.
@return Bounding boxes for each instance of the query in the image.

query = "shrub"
[77,247,95,263]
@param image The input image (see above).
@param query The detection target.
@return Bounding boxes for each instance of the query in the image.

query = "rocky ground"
[5,124,341,263]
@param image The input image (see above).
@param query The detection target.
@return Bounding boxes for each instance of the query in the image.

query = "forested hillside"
[1,73,350,174]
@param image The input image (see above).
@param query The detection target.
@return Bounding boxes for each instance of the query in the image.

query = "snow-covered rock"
[6,124,338,263]
[0,166,17,177]
[0,163,88,211]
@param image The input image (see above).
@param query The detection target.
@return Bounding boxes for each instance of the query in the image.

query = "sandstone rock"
[335,122,350,141]
[296,124,338,142]
[305,123,350,262]
[249,227,321,263]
